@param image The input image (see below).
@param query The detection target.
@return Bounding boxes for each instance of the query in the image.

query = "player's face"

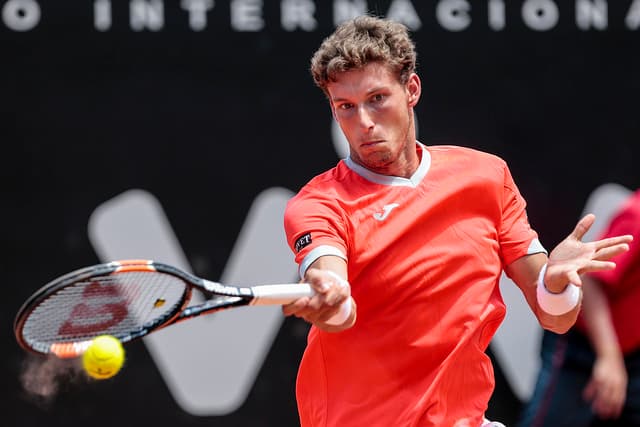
[327,61,421,177]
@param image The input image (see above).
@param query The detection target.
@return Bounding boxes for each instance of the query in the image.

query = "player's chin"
[364,156,394,172]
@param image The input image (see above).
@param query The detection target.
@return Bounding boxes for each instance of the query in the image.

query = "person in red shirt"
[282,15,632,427]
[518,189,640,427]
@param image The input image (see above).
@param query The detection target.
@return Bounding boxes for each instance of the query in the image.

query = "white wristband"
[536,263,581,315]
[324,271,353,325]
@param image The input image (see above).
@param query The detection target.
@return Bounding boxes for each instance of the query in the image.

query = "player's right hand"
[282,268,354,330]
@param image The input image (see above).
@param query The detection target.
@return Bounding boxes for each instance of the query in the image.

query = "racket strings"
[21,271,188,353]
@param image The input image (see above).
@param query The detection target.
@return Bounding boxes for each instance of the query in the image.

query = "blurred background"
[3,0,639,425]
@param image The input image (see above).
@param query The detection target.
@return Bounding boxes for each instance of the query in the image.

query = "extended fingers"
[572,213,596,241]
[547,259,613,287]
[593,242,631,261]
[580,260,616,275]
[594,234,633,251]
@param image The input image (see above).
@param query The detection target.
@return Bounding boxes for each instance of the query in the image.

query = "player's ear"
[406,73,421,107]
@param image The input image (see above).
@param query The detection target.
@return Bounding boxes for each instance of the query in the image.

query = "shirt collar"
[344,142,431,188]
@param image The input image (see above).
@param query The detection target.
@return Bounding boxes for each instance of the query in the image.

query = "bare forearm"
[506,253,581,334]
[283,255,356,332]
[508,213,631,334]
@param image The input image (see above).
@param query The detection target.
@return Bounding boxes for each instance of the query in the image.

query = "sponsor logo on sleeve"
[294,232,312,252]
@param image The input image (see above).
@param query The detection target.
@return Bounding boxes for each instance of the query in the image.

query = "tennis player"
[282,16,632,427]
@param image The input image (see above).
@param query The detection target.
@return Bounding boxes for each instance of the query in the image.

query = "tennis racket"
[15,259,350,358]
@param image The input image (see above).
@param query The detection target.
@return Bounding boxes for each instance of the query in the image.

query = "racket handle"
[251,283,315,304]
[250,283,352,325]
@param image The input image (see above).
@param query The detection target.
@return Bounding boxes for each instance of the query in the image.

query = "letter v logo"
[88,187,297,416]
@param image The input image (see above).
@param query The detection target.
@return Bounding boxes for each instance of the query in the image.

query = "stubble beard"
[353,113,415,175]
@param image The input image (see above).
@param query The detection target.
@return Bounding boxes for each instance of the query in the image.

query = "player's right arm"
[283,179,357,332]
[282,255,356,332]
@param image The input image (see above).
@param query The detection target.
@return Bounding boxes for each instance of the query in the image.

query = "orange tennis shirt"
[284,144,545,427]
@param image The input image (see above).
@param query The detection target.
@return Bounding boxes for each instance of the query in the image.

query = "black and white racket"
[14,259,349,358]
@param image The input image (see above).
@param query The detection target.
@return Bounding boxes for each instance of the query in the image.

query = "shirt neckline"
[343,142,431,188]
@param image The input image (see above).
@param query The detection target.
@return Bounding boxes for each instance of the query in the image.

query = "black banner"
[3,1,639,426]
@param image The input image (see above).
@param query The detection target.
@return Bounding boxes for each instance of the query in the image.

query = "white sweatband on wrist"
[324,271,353,325]
[536,263,581,315]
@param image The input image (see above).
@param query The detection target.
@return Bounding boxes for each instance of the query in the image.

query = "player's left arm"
[506,252,578,333]
[506,214,632,334]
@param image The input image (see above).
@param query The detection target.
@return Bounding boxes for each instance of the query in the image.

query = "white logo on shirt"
[373,203,400,221]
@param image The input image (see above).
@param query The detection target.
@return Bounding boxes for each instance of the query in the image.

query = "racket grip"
[325,298,352,325]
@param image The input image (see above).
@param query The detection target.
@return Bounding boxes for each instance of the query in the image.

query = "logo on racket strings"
[58,279,128,336]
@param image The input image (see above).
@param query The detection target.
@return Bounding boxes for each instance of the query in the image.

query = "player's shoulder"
[428,144,505,162]
[286,162,349,208]
[294,163,339,194]
[427,144,508,172]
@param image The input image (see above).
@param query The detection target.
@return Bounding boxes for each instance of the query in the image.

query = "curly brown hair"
[310,15,417,95]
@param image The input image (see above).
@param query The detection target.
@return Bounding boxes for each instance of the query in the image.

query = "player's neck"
[365,141,421,178]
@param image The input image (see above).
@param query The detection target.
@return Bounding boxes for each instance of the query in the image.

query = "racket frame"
[14,259,313,358]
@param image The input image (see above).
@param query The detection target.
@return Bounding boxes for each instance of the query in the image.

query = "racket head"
[14,260,192,358]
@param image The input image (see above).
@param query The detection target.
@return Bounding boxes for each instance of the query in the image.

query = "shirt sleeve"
[283,189,348,278]
[498,162,546,266]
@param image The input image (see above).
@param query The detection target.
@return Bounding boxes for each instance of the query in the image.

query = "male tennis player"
[282,16,632,427]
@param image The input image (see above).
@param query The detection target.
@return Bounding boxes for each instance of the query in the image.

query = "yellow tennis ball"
[82,335,125,380]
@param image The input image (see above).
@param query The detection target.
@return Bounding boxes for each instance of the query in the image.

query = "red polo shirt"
[284,144,544,427]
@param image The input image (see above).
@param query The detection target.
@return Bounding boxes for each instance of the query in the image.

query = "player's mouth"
[360,139,385,148]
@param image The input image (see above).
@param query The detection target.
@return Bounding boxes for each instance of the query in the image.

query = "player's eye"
[338,103,353,110]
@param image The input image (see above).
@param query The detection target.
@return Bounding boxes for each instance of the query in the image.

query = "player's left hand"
[545,214,633,292]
